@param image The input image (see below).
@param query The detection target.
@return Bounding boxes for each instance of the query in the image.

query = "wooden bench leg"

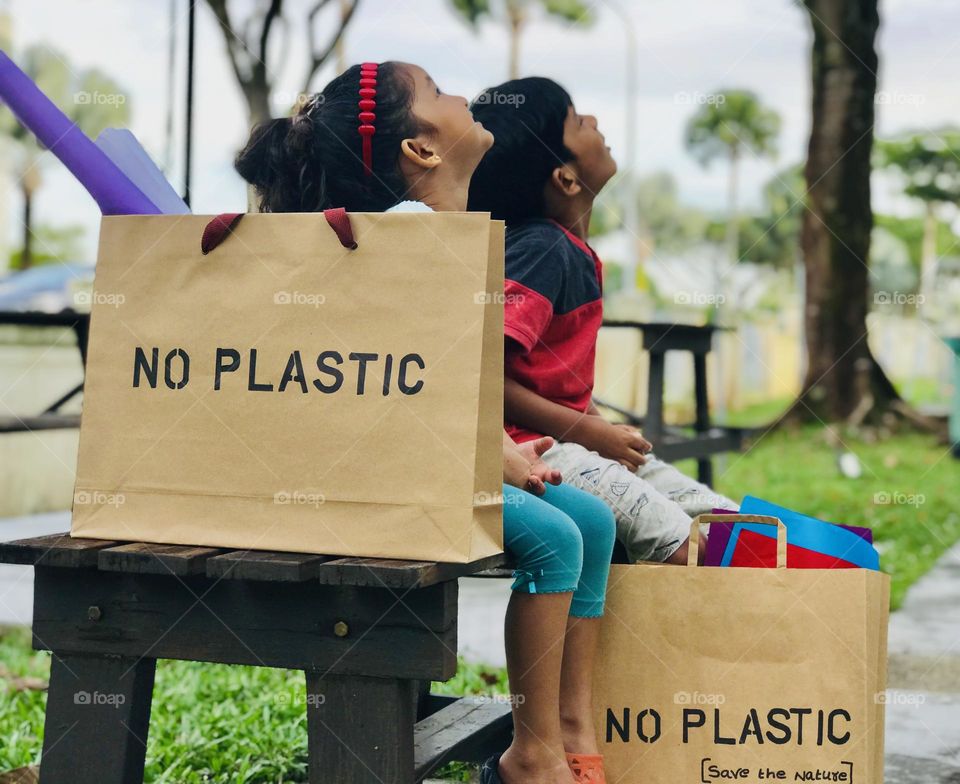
[693,352,714,486]
[39,652,155,784]
[305,672,416,784]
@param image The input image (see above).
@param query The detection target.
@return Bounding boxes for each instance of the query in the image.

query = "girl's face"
[401,63,494,169]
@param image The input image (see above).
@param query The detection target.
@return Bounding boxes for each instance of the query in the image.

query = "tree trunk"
[790,0,901,424]
[919,200,938,305]
[243,80,273,128]
[20,182,33,270]
[507,5,525,80]
[724,144,740,268]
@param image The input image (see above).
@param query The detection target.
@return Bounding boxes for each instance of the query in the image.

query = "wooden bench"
[0,534,514,783]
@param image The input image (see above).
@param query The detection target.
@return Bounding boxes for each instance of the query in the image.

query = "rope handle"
[688,514,787,568]
[201,208,357,254]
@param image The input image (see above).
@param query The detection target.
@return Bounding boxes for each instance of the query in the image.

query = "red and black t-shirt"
[503,219,603,443]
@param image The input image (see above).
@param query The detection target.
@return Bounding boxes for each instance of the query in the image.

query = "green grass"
[0,632,507,782]
[2,425,957,780]
[681,424,960,609]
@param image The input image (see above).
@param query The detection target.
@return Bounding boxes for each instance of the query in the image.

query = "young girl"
[236,62,615,784]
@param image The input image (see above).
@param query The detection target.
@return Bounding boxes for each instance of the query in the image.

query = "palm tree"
[451,0,593,79]
[0,45,129,269]
[876,128,960,303]
[685,90,781,271]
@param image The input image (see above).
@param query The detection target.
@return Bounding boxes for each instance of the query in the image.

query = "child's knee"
[510,507,584,593]
[577,497,616,557]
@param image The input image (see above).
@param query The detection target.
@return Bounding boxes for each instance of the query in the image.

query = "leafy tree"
[633,171,709,255]
[874,213,960,273]
[876,128,960,302]
[7,224,86,271]
[450,0,593,79]
[0,45,128,269]
[707,164,804,268]
[685,90,781,271]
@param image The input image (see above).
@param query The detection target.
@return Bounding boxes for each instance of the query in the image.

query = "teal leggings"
[502,483,616,618]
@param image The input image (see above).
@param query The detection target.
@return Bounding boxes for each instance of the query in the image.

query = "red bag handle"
[201,208,357,254]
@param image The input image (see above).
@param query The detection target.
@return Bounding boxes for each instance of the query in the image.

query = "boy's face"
[560,105,617,194]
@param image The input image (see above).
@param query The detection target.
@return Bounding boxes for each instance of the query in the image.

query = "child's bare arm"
[505,377,651,470]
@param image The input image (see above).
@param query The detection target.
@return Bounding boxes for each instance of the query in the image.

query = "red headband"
[358,62,378,176]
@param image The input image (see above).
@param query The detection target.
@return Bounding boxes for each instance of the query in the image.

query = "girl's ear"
[400,137,442,170]
[549,164,582,198]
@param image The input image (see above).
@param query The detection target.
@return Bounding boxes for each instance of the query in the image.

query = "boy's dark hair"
[467,77,574,224]
[235,62,431,212]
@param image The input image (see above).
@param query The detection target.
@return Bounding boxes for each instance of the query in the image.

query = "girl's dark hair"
[235,62,428,212]
[467,77,574,225]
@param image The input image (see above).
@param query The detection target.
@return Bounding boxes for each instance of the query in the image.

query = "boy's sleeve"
[504,227,565,353]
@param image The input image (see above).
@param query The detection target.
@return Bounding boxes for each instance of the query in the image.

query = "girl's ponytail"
[235,63,430,214]
[234,116,301,212]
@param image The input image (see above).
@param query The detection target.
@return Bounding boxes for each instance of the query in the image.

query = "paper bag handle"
[687,514,786,568]
[200,208,358,254]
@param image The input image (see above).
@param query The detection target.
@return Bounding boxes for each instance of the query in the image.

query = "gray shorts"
[541,440,739,562]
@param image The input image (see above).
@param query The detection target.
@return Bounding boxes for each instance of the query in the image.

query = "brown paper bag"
[71,211,505,562]
[594,515,889,783]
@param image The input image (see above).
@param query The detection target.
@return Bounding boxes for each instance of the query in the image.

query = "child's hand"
[577,416,651,471]
[612,423,652,453]
[503,441,548,495]
[515,436,562,487]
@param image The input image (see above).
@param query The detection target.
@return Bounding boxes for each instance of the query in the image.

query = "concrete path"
[884,539,960,782]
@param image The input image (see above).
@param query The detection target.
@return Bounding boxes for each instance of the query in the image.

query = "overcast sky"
[4,0,959,262]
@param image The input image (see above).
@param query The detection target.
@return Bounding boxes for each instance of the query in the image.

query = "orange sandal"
[566,752,606,784]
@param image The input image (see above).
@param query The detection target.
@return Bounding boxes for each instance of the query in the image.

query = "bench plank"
[414,696,513,781]
[314,552,508,589]
[98,542,224,576]
[205,550,334,582]
[0,534,118,568]
[32,566,458,679]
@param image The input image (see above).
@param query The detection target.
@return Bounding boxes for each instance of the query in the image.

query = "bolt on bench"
[0,534,514,784]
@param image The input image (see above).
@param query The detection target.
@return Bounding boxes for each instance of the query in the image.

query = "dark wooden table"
[0,534,512,784]
[597,320,747,486]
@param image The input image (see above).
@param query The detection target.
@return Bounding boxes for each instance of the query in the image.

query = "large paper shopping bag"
[71,210,505,562]
[594,515,890,783]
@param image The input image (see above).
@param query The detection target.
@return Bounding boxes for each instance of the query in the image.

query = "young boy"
[468,77,739,565]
